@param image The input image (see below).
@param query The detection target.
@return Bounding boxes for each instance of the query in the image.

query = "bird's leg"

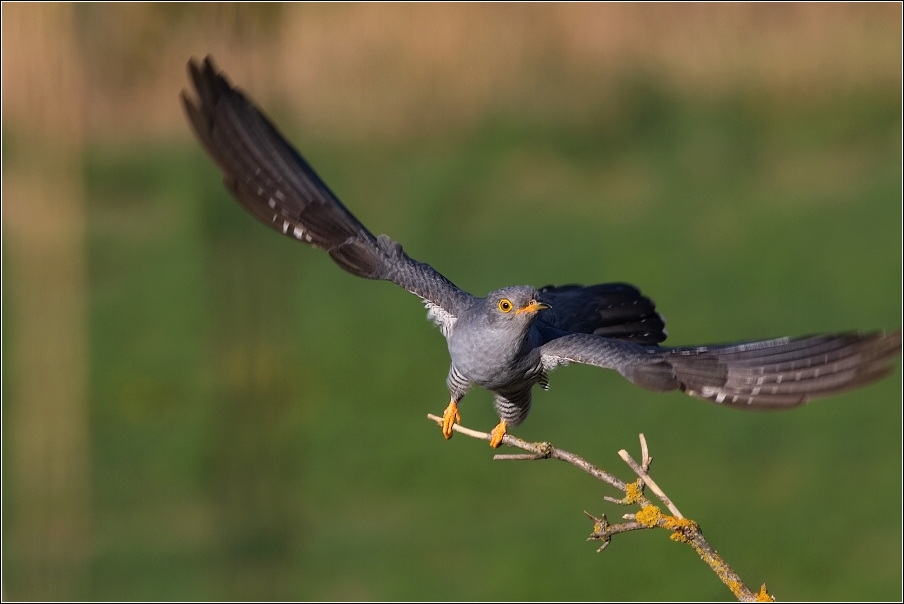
[489,420,508,448]
[441,400,461,439]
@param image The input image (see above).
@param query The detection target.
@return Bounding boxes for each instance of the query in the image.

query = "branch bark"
[427,414,775,603]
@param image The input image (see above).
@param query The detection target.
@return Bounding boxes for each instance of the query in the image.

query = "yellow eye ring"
[498,298,513,313]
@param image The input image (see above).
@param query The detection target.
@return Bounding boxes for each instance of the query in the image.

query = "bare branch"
[639,433,652,472]
[618,448,683,518]
[494,453,547,461]
[426,414,774,603]
[426,413,626,490]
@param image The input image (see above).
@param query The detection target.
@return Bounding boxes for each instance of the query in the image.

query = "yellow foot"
[441,400,461,439]
[489,420,508,449]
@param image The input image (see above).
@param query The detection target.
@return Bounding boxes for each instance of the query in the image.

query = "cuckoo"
[182,57,901,448]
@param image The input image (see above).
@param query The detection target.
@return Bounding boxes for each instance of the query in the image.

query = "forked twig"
[426,414,775,603]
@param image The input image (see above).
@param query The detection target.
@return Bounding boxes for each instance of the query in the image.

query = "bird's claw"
[441,401,460,439]
[489,420,507,448]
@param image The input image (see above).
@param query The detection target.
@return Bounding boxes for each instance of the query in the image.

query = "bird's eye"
[498,299,513,313]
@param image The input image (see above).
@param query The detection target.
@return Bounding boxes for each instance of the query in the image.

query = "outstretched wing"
[540,330,902,409]
[536,283,667,344]
[181,56,475,332]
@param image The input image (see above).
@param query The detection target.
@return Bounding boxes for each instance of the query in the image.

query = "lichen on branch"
[426,414,775,602]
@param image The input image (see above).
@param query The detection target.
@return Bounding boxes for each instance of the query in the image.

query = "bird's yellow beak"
[515,300,551,315]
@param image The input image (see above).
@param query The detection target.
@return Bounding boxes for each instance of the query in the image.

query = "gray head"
[474,285,551,328]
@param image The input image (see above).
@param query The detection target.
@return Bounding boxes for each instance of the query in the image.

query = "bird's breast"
[448,325,542,390]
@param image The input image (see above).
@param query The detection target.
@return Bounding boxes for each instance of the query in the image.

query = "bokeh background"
[2,4,901,601]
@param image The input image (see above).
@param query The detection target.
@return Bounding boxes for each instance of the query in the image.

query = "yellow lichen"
[659,514,699,542]
[663,515,698,531]
[755,583,775,602]
[684,540,749,600]
[725,579,744,599]
[624,480,644,504]
[634,504,663,527]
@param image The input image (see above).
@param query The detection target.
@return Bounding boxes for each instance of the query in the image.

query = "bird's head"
[482,286,551,329]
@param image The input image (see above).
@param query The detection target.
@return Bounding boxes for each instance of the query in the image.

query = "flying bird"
[181,56,901,448]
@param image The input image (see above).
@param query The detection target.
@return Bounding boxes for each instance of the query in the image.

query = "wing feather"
[540,330,902,409]
[182,56,476,330]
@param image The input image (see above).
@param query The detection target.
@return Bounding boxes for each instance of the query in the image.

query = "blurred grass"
[9,84,895,600]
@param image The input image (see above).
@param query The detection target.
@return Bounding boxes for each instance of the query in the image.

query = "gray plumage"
[182,56,901,437]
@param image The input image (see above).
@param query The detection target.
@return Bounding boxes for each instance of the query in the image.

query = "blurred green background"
[2,4,901,601]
